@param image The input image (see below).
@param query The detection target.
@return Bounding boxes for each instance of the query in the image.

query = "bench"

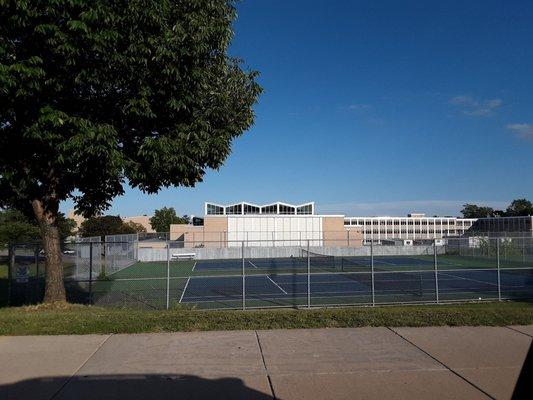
[171,252,196,260]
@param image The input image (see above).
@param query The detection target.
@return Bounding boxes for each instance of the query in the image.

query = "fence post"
[242,241,246,311]
[497,238,501,301]
[135,234,139,262]
[88,242,93,305]
[434,239,439,304]
[166,240,170,310]
[522,237,526,263]
[371,240,375,307]
[34,247,40,279]
[7,245,14,306]
[307,240,311,309]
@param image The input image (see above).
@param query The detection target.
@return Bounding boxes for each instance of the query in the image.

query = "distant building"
[170,201,363,247]
[344,213,477,243]
[122,215,155,233]
[67,210,156,233]
[468,215,533,237]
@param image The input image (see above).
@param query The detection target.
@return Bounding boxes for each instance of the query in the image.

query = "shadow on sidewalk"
[513,341,533,399]
[0,374,275,400]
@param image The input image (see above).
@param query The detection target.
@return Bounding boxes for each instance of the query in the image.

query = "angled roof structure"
[204,201,315,216]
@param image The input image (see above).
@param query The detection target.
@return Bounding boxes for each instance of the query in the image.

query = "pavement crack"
[255,330,277,400]
[387,327,496,400]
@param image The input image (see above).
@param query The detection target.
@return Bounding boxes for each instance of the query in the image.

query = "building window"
[261,205,277,214]
[206,204,224,215]
[297,204,313,215]
[243,204,260,214]
[225,204,242,215]
[279,204,296,215]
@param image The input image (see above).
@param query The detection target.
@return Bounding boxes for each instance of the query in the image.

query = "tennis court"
[179,268,533,309]
[194,255,462,272]
[72,249,533,310]
[193,252,519,273]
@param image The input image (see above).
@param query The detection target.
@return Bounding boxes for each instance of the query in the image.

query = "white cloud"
[506,123,533,140]
[449,95,475,106]
[449,95,502,117]
[348,104,372,111]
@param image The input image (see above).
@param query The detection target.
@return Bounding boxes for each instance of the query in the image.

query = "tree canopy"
[0,0,261,219]
[0,209,75,246]
[79,215,137,238]
[124,220,147,234]
[0,0,261,301]
[150,207,188,232]
[505,199,533,217]
[0,209,40,246]
[460,204,496,218]
[461,199,533,218]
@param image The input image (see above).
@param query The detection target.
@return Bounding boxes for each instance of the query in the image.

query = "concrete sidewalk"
[0,326,531,400]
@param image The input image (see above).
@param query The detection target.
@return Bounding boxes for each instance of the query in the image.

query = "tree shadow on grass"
[0,374,275,400]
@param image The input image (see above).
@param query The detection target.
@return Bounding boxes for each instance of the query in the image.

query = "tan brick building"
[170,202,363,248]
[67,210,156,233]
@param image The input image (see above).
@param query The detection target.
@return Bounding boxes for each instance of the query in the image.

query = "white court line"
[439,272,499,287]
[191,261,197,271]
[266,275,288,294]
[374,259,397,266]
[179,277,191,303]
[248,260,259,269]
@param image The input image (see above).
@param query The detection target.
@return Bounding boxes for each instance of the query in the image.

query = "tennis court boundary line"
[266,275,288,294]
[179,277,191,303]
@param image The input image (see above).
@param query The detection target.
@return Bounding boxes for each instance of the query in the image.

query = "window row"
[206,203,314,215]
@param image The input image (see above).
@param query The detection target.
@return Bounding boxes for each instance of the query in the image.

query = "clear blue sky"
[61,0,533,218]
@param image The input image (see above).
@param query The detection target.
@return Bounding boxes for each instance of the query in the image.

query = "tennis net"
[300,249,336,271]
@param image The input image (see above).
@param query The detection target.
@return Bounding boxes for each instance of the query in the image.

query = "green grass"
[0,301,531,336]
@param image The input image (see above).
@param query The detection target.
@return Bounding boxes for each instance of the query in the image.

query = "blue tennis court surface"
[180,268,533,308]
[193,255,449,272]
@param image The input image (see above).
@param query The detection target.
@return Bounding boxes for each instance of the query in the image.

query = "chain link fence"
[2,236,532,309]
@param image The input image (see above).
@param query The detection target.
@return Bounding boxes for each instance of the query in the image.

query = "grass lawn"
[0,301,532,336]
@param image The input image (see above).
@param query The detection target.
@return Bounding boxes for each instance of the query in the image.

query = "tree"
[150,207,188,232]
[506,199,533,217]
[460,204,495,218]
[79,216,136,238]
[124,221,147,234]
[0,209,74,247]
[0,1,261,302]
[0,209,40,247]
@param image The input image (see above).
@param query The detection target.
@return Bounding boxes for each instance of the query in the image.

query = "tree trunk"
[32,199,65,303]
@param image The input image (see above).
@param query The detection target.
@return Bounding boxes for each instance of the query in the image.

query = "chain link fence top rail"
[1,236,532,309]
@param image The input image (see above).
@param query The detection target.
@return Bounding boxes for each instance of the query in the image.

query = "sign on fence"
[15,266,28,283]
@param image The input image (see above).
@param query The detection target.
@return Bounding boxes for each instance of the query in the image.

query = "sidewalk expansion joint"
[49,334,113,400]
[387,327,496,400]
[505,326,533,338]
[255,330,277,400]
